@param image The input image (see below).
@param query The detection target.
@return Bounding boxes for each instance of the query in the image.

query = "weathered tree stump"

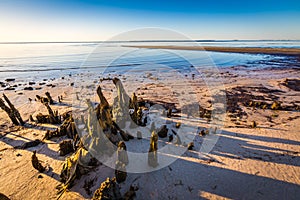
[31,151,45,172]
[59,140,74,156]
[36,102,60,124]
[0,94,24,125]
[115,161,127,183]
[92,177,122,200]
[117,141,128,165]
[148,131,158,167]
[45,92,54,104]
[157,125,168,138]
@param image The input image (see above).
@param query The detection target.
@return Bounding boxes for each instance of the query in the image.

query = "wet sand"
[124,45,300,56]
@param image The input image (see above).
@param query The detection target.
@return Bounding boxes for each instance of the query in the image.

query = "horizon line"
[1,39,300,44]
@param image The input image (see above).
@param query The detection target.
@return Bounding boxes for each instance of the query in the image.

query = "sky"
[0,0,300,42]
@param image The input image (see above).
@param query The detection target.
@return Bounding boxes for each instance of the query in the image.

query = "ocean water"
[0,40,299,82]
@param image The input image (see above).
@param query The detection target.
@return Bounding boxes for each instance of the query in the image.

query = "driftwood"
[0,94,24,125]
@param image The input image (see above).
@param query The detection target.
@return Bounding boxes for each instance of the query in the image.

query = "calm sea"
[0,40,299,82]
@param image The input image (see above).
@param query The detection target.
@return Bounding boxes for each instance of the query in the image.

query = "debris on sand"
[0,94,24,125]
[92,177,122,200]
[44,129,64,140]
[31,151,45,173]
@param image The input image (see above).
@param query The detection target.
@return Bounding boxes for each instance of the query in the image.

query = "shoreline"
[123,45,300,56]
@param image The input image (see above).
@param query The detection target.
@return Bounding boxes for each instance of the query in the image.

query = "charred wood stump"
[45,92,54,104]
[115,161,127,183]
[43,115,77,140]
[36,103,61,124]
[0,94,24,125]
[117,141,128,165]
[92,177,122,200]
[36,92,54,105]
[59,140,74,156]
[148,131,158,167]
[0,193,10,200]
[94,85,133,143]
[157,125,168,138]
[95,86,113,131]
[31,150,45,172]
[112,78,132,128]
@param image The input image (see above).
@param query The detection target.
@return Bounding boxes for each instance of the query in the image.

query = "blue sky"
[0,0,299,41]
